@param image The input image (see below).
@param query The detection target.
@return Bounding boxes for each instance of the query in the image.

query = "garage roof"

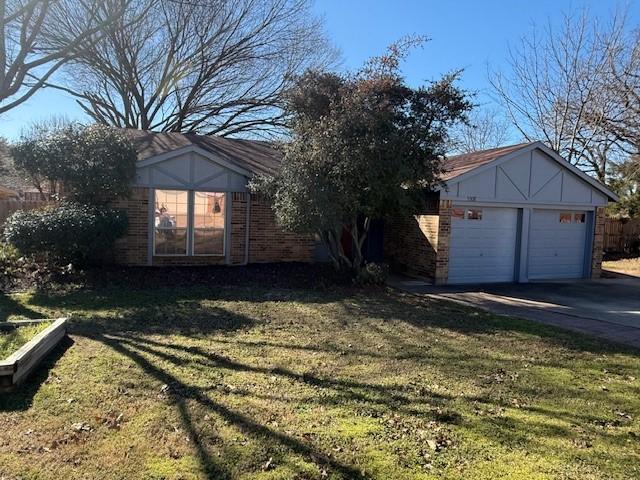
[442,141,618,201]
[442,143,533,181]
[124,129,282,177]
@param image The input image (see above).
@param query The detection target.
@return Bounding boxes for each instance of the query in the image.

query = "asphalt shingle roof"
[124,129,282,177]
[442,142,534,181]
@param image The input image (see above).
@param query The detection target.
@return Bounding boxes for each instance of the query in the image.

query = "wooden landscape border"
[0,318,68,392]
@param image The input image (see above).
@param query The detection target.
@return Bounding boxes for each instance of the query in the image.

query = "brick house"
[384,142,618,284]
[112,130,315,267]
[114,131,617,284]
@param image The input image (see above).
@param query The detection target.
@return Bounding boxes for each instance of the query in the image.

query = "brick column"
[435,200,452,285]
[112,187,150,266]
[230,192,248,265]
[591,207,605,279]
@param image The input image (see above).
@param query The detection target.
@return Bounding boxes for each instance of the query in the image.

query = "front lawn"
[0,266,638,479]
[603,257,640,277]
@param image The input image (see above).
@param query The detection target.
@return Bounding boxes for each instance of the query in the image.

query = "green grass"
[0,280,638,479]
[0,321,52,359]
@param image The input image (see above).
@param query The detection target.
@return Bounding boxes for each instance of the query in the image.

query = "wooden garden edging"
[0,318,67,392]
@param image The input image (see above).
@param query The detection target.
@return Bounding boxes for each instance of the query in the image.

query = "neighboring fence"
[0,198,49,226]
[604,217,640,253]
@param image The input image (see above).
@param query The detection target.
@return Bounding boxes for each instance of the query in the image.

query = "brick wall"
[591,206,605,279]
[383,199,451,282]
[246,193,314,263]
[384,213,440,279]
[434,200,452,285]
[113,188,313,266]
[112,187,149,265]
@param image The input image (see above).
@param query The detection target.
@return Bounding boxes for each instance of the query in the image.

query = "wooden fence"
[0,198,49,226]
[604,217,640,253]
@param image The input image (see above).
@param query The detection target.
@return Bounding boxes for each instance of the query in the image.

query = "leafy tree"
[11,123,137,203]
[252,40,471,273]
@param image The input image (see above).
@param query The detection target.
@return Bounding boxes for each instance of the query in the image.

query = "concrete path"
[389,275,640,349]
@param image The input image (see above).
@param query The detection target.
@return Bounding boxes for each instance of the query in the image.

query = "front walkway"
[389,275,640,349]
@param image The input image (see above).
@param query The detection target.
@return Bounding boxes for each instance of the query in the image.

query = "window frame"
[152,188,227,257]
[466,208,483,220]
[559,212,573,224]
[191,191,227,257]
[153,188,190,257]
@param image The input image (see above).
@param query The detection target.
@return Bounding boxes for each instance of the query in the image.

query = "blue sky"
[0,0,636,140]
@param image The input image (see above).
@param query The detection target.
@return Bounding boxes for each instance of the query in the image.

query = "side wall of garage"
[384,199,451,283]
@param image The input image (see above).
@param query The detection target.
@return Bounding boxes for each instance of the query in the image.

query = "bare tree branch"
[449,108,512,153]
[46,0,337,137]
[0,0,135,115]
[488,9,629,181]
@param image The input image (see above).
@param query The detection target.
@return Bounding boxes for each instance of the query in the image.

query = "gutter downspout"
[243,192,251,265]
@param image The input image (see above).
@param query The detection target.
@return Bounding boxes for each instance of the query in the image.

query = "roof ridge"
[446,141,535,160]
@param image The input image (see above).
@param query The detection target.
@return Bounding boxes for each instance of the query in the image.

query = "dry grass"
[0,281,638,479]
[603,257,640,277]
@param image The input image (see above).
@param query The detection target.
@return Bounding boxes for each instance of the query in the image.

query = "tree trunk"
[318,216,372,276]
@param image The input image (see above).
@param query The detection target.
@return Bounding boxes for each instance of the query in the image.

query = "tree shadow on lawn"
[0,292,43,322]
[90,328,369,480]
[88,325,633,478]
[2,281,637,477]
[22,283,640,358]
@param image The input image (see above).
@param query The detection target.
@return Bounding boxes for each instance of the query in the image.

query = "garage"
[528,209,588,280]
[384,141,619,284]
[449,206,519,284]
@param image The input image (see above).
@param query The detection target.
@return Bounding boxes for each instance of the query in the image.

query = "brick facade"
[231,192,315,264]
[112,187,149,265]
[434,200,452,285]
[384,214,440,278]
[112,188,313,266]
[591,206,605,279]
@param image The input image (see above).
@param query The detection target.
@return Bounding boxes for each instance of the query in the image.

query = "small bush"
[3,202,128,265]
[0,242,74,291]
[355,262,389,286]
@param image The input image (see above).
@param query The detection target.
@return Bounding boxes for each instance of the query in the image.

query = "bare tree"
[489,10,627,181]
[0,0,134,115]
[48,0,336,137]
[597,28,640,153]
[449,108,512,153]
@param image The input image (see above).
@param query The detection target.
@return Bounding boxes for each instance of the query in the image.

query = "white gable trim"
[439,142,618,202]
[137,145,252,178]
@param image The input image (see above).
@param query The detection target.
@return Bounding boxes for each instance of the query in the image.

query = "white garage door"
[528,210,588,280]
[449,206,519,284]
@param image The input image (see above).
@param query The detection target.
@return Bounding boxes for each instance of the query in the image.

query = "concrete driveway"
[390,276,640,349]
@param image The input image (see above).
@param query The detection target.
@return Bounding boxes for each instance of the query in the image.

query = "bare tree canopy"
[0,0,133,115]
[49,0,336,137]
[449,108,512,153]
[489,9,632,181]
[598,28,640,152]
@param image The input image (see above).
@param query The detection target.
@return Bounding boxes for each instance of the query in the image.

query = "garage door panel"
[528,209,587,280]
[449,207,518,284]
